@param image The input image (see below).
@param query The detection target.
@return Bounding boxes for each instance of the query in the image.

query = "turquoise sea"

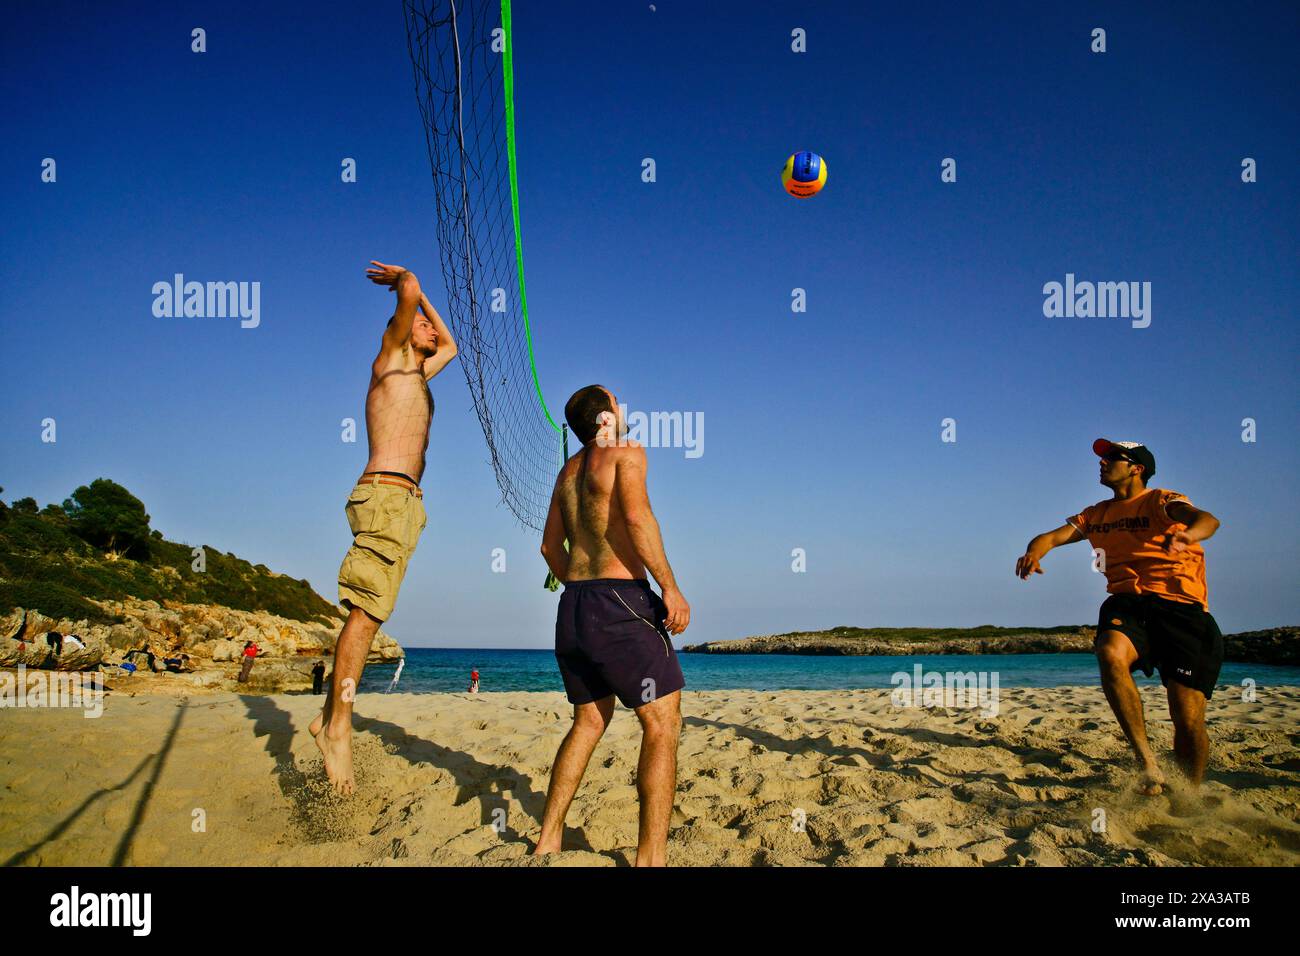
[358,648,1300,695]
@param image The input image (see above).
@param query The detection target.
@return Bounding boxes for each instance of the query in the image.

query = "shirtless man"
[310,261,458,794]
[532,385,690,866]
[1016,439,1223,796]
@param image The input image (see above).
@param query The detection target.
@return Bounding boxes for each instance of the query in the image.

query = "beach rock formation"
[683,627,1097,657]
[685,624,1300,666]
[1223,626,1300,666]
[0,599,402,690]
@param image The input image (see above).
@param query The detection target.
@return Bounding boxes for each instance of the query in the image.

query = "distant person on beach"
[45,631,63,656]
[312,661,326,695]
[533,386,690,867]
[237,642,259,683]
[1016,439,1223,796]
[469,668,479,693]
[126,648,159,673]
[308,261,458,796]
[164,654,191,673]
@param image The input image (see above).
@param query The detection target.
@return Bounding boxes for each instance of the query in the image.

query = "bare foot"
[314,722,355,795]
[308,709,324,738]
[1138,765,1166,797]
[531,836,561,856]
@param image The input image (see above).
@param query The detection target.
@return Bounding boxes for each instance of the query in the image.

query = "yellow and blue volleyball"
[782,150,827,198]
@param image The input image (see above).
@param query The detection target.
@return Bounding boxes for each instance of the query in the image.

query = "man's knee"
[1095,630,1138,671]
[346,606,382,635]
[1167,684,1207,733]
[636,693,681,738]
[572,697,615,736]
[573,711,609,736]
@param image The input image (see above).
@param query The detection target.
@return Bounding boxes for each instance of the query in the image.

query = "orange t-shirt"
[1066,488,1208,609]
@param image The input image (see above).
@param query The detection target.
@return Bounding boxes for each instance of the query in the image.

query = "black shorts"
[555,578,686,709]
[1097,593,1224,699]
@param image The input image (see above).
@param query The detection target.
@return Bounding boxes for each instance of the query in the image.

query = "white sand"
[1,684,1297,866]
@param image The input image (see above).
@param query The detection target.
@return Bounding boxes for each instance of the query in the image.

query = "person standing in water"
[386,657,406,694]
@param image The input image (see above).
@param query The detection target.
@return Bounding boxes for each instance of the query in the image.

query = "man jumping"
[533,385,690,866]
[309,261,458,795]
[1016,439,1223,796]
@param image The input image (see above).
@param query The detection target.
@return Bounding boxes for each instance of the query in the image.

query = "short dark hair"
[565,385,614,445]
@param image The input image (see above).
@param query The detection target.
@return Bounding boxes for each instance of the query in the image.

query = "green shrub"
[0,580,121,624]
[1,480,338,624]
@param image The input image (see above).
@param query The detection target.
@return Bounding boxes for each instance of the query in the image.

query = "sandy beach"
[1,684,1297,867]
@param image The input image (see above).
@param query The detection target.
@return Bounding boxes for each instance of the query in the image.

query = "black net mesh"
[404,0,561,532]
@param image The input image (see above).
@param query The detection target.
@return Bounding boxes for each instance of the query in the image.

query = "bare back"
[363,350,433,483]
[557,444,645,581]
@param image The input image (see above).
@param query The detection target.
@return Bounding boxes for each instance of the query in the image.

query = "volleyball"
[782,150,827,198]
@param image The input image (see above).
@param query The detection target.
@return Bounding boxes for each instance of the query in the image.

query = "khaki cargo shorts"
[337,478,427,622]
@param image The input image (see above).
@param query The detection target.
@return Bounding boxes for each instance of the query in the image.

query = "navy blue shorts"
[555,578,686,709]
[1098,593,1224,699]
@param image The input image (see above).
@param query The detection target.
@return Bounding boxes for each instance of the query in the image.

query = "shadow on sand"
[236,695,619,863]
[4,699,188,867]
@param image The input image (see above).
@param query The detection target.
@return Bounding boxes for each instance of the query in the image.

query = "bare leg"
[311,605,380,795]
[533,696,615,855]
[633,690,681,867]
[1166,682,1209,787]
[1095,630,1165,795]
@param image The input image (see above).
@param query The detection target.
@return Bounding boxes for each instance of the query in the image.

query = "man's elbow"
[624,508,653,530]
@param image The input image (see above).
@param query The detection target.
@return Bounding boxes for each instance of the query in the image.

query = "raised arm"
[418,293,459,380]
[365,260,421,351]
[614,446,690,633]
[1016,523,1085,579]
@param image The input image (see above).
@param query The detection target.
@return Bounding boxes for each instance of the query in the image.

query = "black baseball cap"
[1093,438,1156,480]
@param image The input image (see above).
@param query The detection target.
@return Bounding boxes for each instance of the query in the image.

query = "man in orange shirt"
[1016,439,1223,795]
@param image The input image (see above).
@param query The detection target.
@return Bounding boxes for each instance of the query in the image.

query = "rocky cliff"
[0,599,401,693]
[1,481,404,693]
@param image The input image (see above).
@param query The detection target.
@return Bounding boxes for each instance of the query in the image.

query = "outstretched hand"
[366,260,410,290]
[1015,551,1045,579]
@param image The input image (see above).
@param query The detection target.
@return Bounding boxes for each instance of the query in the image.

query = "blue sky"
[2,1,1297,647]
